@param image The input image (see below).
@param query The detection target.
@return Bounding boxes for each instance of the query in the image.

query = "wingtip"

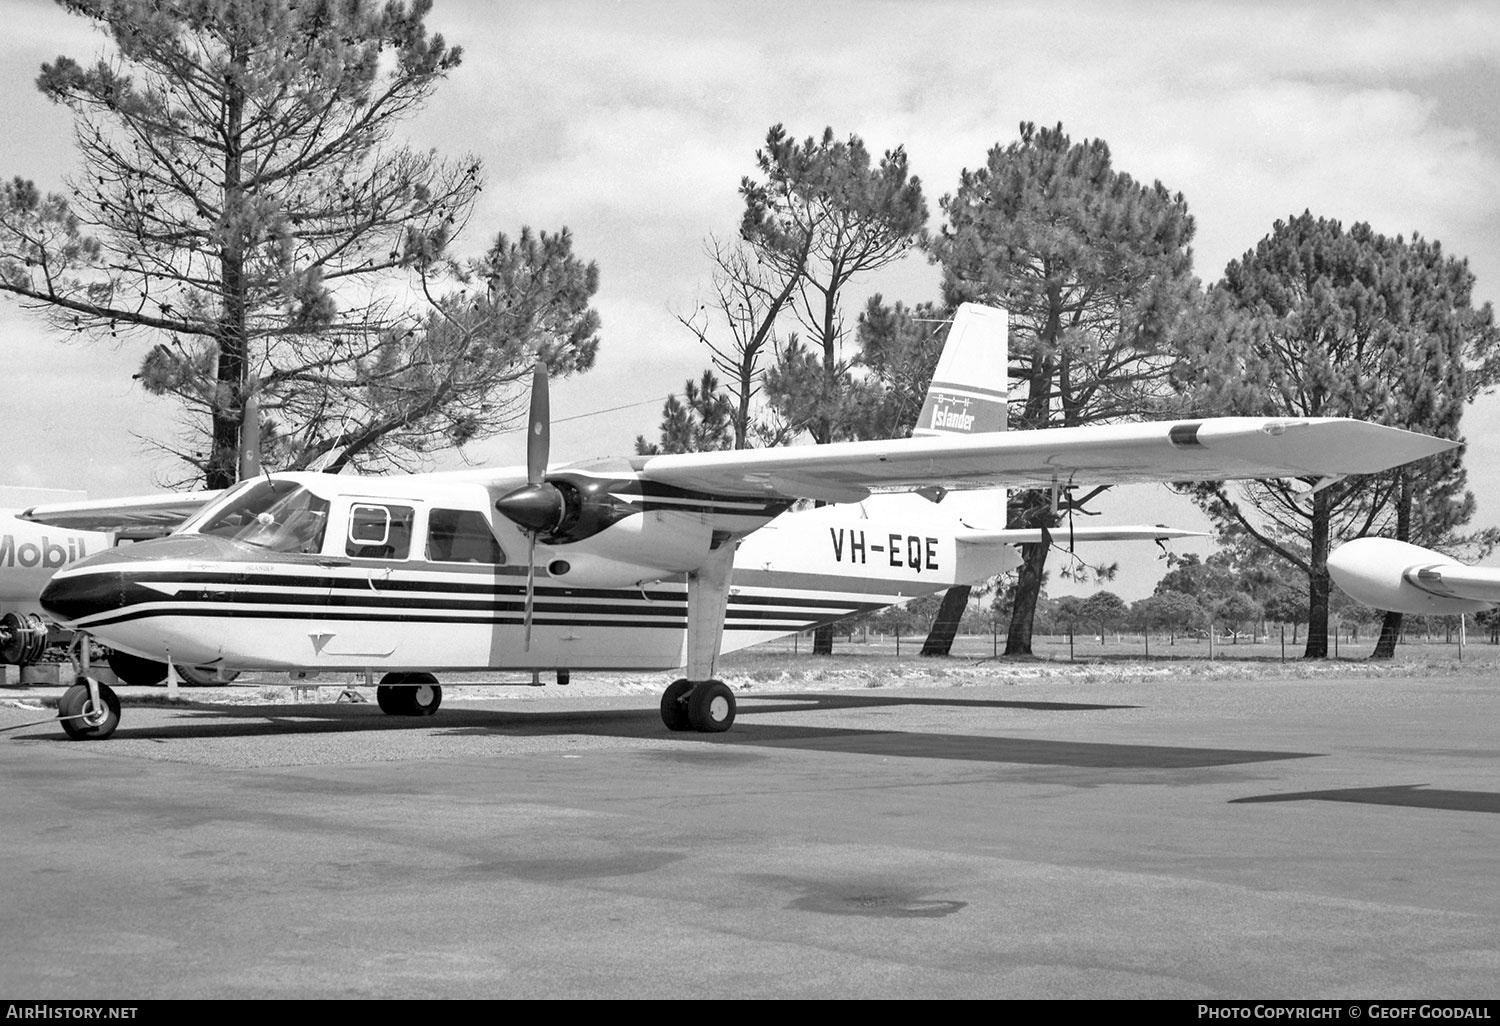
[1226,418,1463,476]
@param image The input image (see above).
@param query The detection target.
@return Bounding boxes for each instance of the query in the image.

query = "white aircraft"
[0,497,105,671]
[28,305,1455,740]
[1329,538,1500,615]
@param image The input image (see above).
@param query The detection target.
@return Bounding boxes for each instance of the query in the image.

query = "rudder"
[913,303,1008,437]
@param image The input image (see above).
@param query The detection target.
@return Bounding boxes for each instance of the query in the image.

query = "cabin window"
[426,508,506,564]
[347,504,414,560]
[194,480,330,555]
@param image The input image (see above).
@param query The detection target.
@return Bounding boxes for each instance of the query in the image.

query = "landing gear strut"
[660,678,735,733]
[375,672,443,716]
[664,541,740,734]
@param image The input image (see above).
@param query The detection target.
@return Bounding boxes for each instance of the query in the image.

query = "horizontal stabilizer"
[963,525,1206,545]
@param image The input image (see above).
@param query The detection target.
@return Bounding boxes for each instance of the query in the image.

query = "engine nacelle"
[1327,538,1491,615]
[544,510,714,589]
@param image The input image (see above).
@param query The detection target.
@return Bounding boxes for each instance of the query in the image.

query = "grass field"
[719,630,1500,688]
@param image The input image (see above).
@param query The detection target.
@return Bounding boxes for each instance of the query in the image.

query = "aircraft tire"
[687,680,735,733]
[105,650,236,688]
[58,679,120,740]
[105,650,168,687]
[376,673,441,716]
[660,679,693,731]
[175,664,240,687]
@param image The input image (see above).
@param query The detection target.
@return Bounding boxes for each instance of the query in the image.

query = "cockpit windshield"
[188,479,331,554]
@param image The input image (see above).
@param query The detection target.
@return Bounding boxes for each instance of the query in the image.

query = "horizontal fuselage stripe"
[59,567,929,602]
[82,597,883,619]
[69,601,889,632]
[92,582,902,611]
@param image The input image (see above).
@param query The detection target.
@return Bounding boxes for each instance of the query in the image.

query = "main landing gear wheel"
[105,650,238,688]
[174,664,239,687]
[58,678,120,740]
[660,679,693,732]
[659,680,736,733]
[688,680,735,733]
[105,650,166,687]
[375,672,443,716]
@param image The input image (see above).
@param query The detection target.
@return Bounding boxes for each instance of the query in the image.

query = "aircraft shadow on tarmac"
[1231,784,1500,814]
[13,691,1318,770]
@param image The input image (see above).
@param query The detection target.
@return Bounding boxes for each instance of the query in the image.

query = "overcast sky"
[3,0,1499,597]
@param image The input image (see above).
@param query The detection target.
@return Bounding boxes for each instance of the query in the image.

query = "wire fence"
[744,626,1499,665]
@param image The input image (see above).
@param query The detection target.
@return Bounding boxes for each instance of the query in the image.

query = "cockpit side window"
[193,480,330,554]
[347,504,414,560]
[426,508,506,564]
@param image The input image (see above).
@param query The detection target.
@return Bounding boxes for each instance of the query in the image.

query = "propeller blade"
[524,532,536,650]
[527,362,549,487]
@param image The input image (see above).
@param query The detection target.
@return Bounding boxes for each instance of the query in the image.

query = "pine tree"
[0,1,600,487]
[635,370,734,455]
[742,124,928,449]
[928,122,1198,655]
[1174,214,1499,657]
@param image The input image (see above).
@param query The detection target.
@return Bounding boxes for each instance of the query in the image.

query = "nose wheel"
[58,677,121,740]
[660,679,735,733]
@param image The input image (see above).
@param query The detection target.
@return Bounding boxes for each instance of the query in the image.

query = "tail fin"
[913,303,1008,437]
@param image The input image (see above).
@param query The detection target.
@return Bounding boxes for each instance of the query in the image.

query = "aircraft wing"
[19,490,222,536]
[636,417,1457,503]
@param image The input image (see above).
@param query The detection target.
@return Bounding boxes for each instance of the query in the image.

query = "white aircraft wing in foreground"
[639,417,1433,502]
[1329,538,1500,615]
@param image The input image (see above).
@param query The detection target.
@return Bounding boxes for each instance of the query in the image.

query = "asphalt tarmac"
[1,671,1497,999]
